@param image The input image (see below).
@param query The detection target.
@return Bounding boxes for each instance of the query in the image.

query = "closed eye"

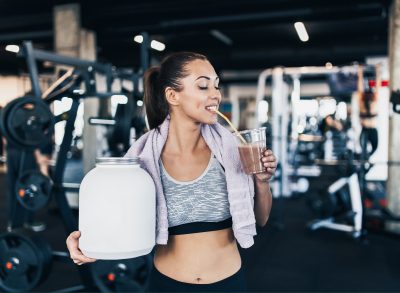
[199,86,220,90]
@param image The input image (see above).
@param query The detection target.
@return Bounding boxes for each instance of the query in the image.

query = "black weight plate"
[29,236,53,286]
[15,170,52,211]
[0,98,22,145]
[0,232,52,292]
[5,96,54,149]
[91,254,153,292]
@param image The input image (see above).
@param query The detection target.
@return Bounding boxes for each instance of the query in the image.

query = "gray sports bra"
[159,154,231,228]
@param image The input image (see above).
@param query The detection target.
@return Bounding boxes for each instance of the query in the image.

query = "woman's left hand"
[254,149,277,182]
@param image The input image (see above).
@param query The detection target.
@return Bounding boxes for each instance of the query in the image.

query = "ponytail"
[143,67,169,130]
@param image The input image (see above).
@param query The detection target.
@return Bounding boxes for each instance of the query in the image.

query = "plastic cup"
[236,127,267,175]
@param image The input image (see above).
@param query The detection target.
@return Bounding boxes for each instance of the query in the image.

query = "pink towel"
[124,116,257,248]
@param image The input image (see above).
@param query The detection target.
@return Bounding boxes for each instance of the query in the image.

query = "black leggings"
[360,127,378,158]
[146,265,247,292]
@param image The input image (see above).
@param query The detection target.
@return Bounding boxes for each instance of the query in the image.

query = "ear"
[165,87,180,106]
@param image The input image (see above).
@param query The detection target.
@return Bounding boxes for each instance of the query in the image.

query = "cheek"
[182,95,204,112]
[178,89,209,117]
[195,100,204,110]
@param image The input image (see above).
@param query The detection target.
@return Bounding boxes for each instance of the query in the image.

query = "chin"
[189,112,218,125]
[201,115,218,125]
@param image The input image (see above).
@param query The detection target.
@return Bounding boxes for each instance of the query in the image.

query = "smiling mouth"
[205,105,218,113]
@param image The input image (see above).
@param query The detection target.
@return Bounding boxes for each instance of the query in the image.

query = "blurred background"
[0,0,399,292]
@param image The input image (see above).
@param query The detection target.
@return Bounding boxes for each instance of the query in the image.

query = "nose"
[212,88,222,102]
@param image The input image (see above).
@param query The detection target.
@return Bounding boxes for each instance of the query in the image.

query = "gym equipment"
[91,255,153,292]
[390,89,400,113]
[254,64,388,236]
[88,98,146,156]
[20,41,115,99]
[112,101,135,151]
[307,161,363,238]
[15,170,52,211]
[307,159,400,239]
[0,40,153,291]
[92,74,147,156]
[292,134,324,166]
[362,181,400,225]
[256,66,343,198]
[0,96,54,150]
[255,64,380,198]
[0,232,53,292]
[1,42,105,291]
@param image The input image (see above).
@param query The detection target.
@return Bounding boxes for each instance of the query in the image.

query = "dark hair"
[143,52,208,130]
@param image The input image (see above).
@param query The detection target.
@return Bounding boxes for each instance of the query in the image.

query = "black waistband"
[169,217,233,235]
[360,113,378,118]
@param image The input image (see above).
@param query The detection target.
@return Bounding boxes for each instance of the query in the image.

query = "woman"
[357,65,379,157]
[66,52,276,291]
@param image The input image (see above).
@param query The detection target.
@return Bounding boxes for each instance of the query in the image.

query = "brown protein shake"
[238,141,266,174]
[236,127,267,175]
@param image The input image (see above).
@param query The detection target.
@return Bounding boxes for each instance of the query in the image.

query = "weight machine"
[255,65,387,238]
[256,66,352,198]
[257,66,400,238]
[0,39,152,292]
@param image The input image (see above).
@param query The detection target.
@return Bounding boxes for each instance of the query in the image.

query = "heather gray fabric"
[159,155,231,227]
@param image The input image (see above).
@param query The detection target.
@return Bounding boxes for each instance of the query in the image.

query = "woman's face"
[173,59,222,124]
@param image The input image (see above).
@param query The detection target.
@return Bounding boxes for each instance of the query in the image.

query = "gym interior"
[0,0,400,292]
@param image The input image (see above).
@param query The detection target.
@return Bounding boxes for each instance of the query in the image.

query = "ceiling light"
[5,45,19,53]
[134,35,165,51]
[294,22,309,42]
[210,30,233,46]
[134,35,143,43]
[150,40,165,51]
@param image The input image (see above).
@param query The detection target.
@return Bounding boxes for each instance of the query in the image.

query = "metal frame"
[11,41,126,292]
[20,41,115,99]
[255,65,372,198]
[4,39,153,291]
[308,173,363,238]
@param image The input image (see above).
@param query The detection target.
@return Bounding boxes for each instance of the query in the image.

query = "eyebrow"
[195,76,219,81]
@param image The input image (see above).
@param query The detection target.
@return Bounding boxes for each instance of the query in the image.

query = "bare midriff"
[153,227,241,284]
[360,117,377,128]
[359,98,378,128]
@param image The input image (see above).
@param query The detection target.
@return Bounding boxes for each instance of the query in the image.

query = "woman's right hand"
[66,231,97,265]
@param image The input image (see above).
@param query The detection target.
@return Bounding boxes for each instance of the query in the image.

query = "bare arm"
[357,65,364,93]
[253,150,276,227]
[254,179,273,227]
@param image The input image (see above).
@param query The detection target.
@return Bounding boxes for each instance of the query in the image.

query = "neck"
[165,114,205,155]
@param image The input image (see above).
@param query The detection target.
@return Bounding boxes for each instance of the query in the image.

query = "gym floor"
[1,170,399,292]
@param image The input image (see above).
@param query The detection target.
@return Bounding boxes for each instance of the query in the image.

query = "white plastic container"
[79,157,156,260]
